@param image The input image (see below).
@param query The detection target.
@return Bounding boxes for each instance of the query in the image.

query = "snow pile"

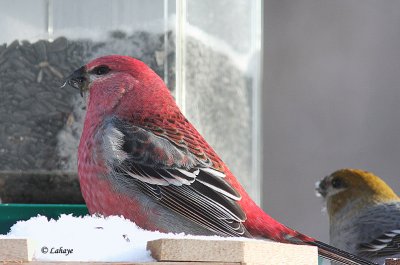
[1,214,253,262]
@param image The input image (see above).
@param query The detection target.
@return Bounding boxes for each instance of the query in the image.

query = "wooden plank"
[0,238,35,261]
[386,259,400,265]
[0,237,316,264]
[21,261,239,265]
[147,238,318,265]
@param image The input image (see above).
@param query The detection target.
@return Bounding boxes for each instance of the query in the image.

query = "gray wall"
[262,0,400,242]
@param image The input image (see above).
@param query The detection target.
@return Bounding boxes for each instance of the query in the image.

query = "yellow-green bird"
[316,169,400,264]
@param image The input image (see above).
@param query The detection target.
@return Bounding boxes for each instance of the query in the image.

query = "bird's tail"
[307,240,378,265]
[244,202,378,265]
[270,225,378,265]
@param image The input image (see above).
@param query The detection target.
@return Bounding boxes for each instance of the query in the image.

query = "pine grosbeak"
[316,168,400,264]
[65,55,376,265]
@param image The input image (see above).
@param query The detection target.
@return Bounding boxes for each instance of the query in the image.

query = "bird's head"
[316,168,399,218]
[65,55,174,118]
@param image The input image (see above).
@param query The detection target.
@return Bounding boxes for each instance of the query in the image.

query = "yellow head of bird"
[316,168,399,218]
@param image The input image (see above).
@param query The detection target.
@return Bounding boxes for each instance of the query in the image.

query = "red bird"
[66,55,375,265]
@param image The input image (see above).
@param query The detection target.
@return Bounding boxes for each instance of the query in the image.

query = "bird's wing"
[358,229,400,258]
[356,203,400,258]
[101,116,249,237]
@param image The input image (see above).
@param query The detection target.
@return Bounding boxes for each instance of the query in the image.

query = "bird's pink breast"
[78,162,160,232]
[78,122,160,232]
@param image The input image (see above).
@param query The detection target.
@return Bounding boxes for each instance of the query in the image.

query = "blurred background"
[262,0,400,243]
[1,0,400,246]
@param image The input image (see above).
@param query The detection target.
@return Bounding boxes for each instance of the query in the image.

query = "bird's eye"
[331,178,344,189]
[91,65,110,75]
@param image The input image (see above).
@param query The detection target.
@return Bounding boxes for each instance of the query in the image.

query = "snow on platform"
[0,214,249,262]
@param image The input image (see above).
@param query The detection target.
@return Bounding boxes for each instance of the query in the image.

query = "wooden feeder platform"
[0,238,318,265]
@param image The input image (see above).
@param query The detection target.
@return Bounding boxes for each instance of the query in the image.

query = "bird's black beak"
[62,66,88,97]
[315,177,328,198]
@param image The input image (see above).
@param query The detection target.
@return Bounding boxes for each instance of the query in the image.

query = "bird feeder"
[0,0,262,225]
